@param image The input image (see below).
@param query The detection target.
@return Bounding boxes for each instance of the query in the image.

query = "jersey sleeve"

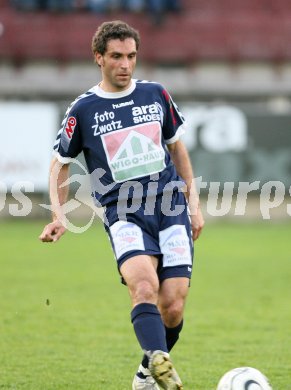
[161,87,188,144]
[53,104,82,163]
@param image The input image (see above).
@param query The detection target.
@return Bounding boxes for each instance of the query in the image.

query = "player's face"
[96,38,137,92]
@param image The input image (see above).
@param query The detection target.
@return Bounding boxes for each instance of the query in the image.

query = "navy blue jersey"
[53,79,187,206]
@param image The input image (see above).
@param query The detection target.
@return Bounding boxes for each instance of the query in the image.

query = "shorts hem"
[159,273,191,282]
[117,250,161,270]
[158,266,192,283]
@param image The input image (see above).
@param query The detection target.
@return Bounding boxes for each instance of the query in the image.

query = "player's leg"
[139,276,188,363]
[158,277,189,350]
[120,255,168,353]
[132,191,191,388]
[146,189,192,388]
[120,255,167,352]
[132,275,187,389]
[120,255,168,389]
[158,188,193,354]
[143,278,189,389]
[120,254,159,305]
[104,204,165,388]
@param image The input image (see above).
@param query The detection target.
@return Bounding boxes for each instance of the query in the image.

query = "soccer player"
[39,20,204,390]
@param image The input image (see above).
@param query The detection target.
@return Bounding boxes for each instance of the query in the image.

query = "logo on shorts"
[159,225,192,267]
[117,223,139,243]
[170,246,186,255]
[167,228,188,256]
[109,221,145,259]
[101,122,165,182]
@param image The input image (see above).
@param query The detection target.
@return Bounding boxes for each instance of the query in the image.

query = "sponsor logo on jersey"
[65,116,77,139]
[132,102,163,124]
[92,110,122,136]
[112,100,134,109]
[101,121,165,182]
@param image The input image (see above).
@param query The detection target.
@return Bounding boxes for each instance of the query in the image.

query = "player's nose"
[120,57,130,69]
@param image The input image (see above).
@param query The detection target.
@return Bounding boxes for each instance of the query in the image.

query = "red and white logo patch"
[65,116,77,139]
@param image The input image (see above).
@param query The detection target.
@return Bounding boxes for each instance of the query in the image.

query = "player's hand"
[190,206,204,241]
[39,220,66,243]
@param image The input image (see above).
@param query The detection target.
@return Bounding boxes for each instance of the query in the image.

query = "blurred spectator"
[11,0,75,11]
[108,0,124,12]
[10,0,38,11]
[11,0,182,22]
[86,0,128,13]
[166,0,182,12]
[122,0,144,13]
[122,0,182,24]
[147,0,182,25]
[44,0,75,12]
[86,0,108,13]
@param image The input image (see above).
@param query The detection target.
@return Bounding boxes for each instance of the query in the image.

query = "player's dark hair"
[92,20,140,58]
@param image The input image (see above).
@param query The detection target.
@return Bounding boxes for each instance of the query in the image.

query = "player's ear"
[95,53,103,67]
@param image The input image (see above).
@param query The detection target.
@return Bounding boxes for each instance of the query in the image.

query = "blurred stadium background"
[1,0,291,220]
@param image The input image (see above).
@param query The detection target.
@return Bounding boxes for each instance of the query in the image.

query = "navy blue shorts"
[104,190,194,283]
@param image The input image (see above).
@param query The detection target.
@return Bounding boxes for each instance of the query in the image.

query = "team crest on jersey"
[65,116,77,139]
[101,121,165,182]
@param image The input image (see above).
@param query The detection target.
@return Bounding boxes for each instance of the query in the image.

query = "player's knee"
[161,299,184,326]
[131,279,159,305]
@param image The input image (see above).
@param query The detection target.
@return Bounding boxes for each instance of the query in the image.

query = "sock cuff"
[131,303,160,323]
[165,319,184,334]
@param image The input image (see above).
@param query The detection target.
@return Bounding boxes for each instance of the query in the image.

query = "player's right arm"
[39,157,70,243]
[40,99,83,242]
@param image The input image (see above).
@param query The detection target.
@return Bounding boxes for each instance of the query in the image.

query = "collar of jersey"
[92,79,136,99]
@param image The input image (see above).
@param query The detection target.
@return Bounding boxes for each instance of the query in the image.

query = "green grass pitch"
[0,220,290,389]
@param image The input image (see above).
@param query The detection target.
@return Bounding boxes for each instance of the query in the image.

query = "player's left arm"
[167,139,204,240]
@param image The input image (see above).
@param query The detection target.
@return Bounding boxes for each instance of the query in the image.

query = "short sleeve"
[53,104,82,163]
[161,88,187,145]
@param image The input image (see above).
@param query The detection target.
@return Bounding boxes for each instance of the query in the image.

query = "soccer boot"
[132,365,160,390]
[149,350,183,390]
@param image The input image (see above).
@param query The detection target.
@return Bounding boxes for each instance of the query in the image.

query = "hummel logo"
[188,267,192,272]
[112,100,134,109]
